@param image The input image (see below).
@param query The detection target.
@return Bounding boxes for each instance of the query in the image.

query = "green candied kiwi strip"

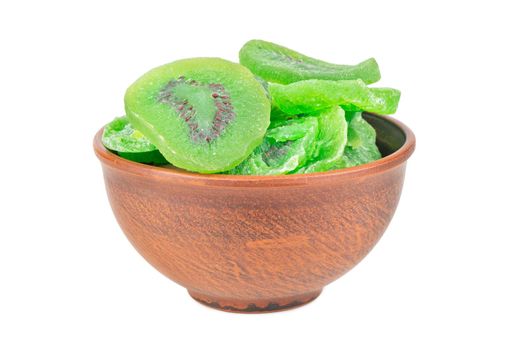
[333,111,382,169]
[270,104,289,120]
[240,39,381,84]
[228,116,319,175]
[269,79,400,115]
[102,116,168,165]
[291,106,347,174]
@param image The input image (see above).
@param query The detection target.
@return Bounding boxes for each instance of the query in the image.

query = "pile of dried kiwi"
[102,40,400,175]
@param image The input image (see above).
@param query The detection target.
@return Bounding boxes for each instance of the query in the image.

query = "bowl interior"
[363,112,406,157]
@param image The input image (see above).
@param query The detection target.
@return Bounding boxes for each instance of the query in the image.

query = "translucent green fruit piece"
[292,106,347,174]
[239,39,381,85]
[124,58,271,173]
[270,79,400,115]
[102,117,168,165]
[229,116,319,175]
[334,112,381,169]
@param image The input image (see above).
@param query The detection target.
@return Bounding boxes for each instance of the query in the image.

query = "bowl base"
[188,289,322,313]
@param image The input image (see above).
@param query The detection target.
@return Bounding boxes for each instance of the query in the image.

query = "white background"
[1,0,504,349]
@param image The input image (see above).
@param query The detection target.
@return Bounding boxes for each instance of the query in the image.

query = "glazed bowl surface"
[94,113,415,313]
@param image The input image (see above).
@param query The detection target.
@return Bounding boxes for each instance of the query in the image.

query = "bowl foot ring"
[188,289,322,313]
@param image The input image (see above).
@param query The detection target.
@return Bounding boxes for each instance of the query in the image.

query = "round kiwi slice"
[269,79,400,115]
[239,39,381,85]
[124,58,271,173]
[228,116,319,175]
[102,116,168,165]
[334,111,382,169]
[293,106,348,174]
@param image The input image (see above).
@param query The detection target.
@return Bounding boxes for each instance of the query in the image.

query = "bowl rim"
[94,113,415,187]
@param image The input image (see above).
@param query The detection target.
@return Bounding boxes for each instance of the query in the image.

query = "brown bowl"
[94,113,415,313]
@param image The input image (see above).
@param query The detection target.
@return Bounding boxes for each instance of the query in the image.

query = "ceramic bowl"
[94,113,415,313]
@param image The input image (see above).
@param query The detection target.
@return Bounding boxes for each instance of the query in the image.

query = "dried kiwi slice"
[334,112,382,169]
[124,58,271,173]
[292,106,347,174]
[240,39,381,84]
[229,116,319,175]
[102,116,168,165]
[270,79,400,115]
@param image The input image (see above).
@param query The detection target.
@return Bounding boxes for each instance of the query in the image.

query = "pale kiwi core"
[158,76,236,143]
